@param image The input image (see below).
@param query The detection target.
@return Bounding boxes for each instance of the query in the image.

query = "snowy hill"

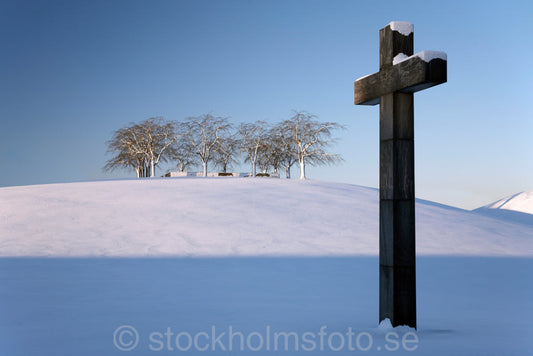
[476,191,533,214]
[473,191,533,226]
[1,178,532,257]
[1,179,532,355]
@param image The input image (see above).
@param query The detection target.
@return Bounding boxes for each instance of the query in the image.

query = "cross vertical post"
[354,22,447,329]
[379,24,416,329]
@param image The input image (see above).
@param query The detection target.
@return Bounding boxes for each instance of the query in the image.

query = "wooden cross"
[354,22,447,329]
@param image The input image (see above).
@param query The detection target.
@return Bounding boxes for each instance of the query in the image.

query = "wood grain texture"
[354,57,447,105]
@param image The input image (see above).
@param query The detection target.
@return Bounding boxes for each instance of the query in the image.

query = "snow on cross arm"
[393,50,447,65]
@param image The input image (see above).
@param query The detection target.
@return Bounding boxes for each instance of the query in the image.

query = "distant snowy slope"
[473,191,533,226]
[477,191,533,214]
[0,179,532,257]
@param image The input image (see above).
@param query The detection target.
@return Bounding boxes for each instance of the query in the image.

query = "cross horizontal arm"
[354,55,447,106]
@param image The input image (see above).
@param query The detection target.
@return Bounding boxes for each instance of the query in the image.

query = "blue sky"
[1,0,531,209]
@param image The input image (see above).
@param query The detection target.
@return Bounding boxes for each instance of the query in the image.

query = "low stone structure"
[165,172,280,178]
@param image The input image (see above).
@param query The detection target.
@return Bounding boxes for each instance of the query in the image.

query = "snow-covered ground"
[0,179,532,355]
[1,178,532,257]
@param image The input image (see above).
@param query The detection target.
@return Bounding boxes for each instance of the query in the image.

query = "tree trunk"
[150,159,155,177]
[285,165,291,179]
[135,167,140,178]
[299,159,306,180]
[252,160,256,177]
[202,161,207,177]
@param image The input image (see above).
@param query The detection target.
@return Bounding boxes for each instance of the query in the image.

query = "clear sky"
[1,0,531,209]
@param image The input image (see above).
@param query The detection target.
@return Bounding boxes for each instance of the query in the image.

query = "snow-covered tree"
[238,121,269,177]
[280,112,343,180]
[183,114,231,177]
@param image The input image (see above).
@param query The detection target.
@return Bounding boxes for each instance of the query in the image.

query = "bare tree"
[139,117,177,177]
[256,141,272,174]
[169,122,199,172]
[104,117,177,178]
[238,121,269,177]
[265,126,297,178]
[255,131,284,174]
[184,114,231,177]
[171,142,198,172]
[213,133,240,173]
[104,124,148,177]
[269,122,298,178]
[105,113,344,180]
[104,145,147,177]
[280,111,344,179]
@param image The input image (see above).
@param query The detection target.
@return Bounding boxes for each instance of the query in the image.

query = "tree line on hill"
[104,111,344,179]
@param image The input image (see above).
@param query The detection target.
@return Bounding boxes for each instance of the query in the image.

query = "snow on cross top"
[389,21,413,36]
